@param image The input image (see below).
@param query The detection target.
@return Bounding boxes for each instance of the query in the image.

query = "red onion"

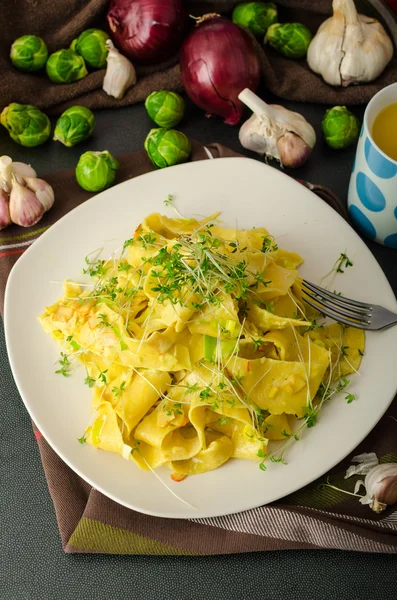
[180,15,261,125]
[107,0,186,64]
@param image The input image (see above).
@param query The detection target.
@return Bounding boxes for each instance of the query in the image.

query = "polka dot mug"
[348,82,397,248]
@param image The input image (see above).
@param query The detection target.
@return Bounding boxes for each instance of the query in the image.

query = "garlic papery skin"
[9,179,44,227]
[359,463,397,513]
[238,88,316,168]
[307,0,393,87]
[0,189,11,230]
[345,452,379,479]
[103,40,137,100]
[24,177,54,212]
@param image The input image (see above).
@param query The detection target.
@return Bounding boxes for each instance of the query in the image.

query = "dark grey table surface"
[2,88,397,600]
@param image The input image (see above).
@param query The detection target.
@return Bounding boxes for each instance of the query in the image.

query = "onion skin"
[107,0,186,64]
[180,16,261,125]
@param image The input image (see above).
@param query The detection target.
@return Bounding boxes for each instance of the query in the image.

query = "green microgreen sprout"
[55,352,72,376]
[112,381,126,397]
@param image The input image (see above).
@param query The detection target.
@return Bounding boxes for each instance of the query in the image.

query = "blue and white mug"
[348,82,397,248]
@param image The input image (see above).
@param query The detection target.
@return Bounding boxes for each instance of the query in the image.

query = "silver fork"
[301,280,397,331]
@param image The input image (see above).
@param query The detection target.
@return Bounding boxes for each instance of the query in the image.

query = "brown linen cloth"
[1,143,397,554]
[1,1,397,114]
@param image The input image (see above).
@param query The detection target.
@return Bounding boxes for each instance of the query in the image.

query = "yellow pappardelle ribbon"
[39,211,365,479]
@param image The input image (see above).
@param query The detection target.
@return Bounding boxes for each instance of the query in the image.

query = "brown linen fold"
[1,142,397,554]
[1,1,396,115]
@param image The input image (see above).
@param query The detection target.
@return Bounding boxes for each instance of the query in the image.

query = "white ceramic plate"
[5,157,397,519]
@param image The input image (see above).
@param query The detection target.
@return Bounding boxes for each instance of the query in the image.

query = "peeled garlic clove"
[12,161,37,184]
[360,463,397,513]
[0,189,11,230]
[277,132,313,169]
[307,0,393,87]
[103,40,137,100]
[9,180,44,227]
[24,176,54,212]
[238,88,315,168]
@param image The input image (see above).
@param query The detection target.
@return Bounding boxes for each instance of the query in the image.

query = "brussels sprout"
[232,2,278,38]
[322,106,360,150]
[144,128,191,169]
[70,29,109,70]
[10,35,48,72]
[145,91,185,129]
[0,103,51,147]
[46,49,87,83]
[265,23,312,59]
[54,106,95,147]
[76,150,119,192]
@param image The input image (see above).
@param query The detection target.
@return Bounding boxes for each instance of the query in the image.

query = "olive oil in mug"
[371,101,397,161]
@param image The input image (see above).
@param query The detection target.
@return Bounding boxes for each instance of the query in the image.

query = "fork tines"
[301,280,372,329]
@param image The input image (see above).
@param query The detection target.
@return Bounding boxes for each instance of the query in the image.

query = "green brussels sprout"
[145,91,185,129]
[76,150,119,192]
[322,106,360,150]
[265,23,312,59]
[0,103,51,147]
[54,106,95,147]
[70,29,109,70]
[10,35,48,72]
[46,49,87,83]
[232,2,278,38]
[144,128,191,169]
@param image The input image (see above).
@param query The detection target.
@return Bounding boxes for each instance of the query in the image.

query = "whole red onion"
[107,0,186,64]
[180,15,261,125]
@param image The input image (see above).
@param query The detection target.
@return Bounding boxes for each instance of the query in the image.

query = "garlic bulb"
[0,155,37,193]
[103,40,137,100]
[9,179,44,227]
[238,88,316,168]
[307,0,393,87]
[24,176,54,212]
[358,463,397,513]
[0,189,11,230]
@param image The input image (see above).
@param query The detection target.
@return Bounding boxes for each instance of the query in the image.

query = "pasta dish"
[39,210,364,479]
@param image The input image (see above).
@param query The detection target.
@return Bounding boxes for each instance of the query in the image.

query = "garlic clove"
[277,132,313,169]
[0,189,11,230]
[307,0,393,87]
[9,179,44,227]
[12,161,37,184]
[23,176,54,212]
[360,463,397,513]
[103,40,137,100]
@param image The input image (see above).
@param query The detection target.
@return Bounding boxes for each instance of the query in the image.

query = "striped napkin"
[2,143,397,554]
